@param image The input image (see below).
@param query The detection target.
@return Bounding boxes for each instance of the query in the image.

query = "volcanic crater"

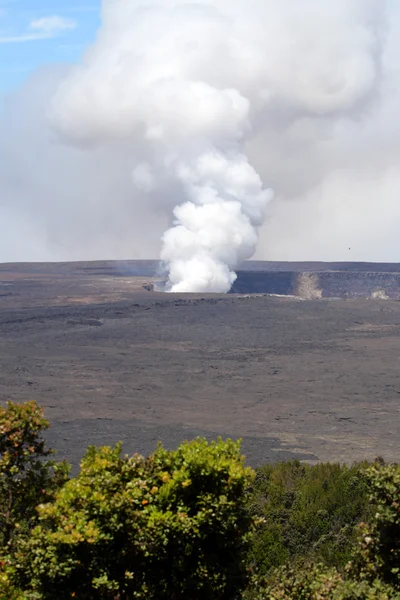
[1,260,400,469]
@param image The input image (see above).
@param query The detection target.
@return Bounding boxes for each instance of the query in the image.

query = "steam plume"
[0,0,396,288]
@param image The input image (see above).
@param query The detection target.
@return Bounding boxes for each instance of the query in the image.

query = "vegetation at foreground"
[1,400,400,599]
[245,461,400,599]
[248,459,372,575]
[0,401,69,554]
[245,563,400,600]
[0,401,254,599]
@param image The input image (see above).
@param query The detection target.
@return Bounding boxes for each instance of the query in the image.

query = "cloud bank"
[1,0,399,290]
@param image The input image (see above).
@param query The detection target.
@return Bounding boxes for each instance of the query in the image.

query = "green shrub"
[14,438,254,600]
[0,401,69,555]
[245,460,400,599]
[0,566,26,600]
[248,460,371,575]
[4,401,400,599]
[349,463,400,588]
[245,564,400,600]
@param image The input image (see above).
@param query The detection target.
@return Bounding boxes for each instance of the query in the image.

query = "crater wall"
[231,269,400,299]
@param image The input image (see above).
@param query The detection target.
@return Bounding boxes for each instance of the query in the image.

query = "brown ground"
[1,261,400,469]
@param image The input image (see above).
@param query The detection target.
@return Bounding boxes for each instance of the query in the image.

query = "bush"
[3,401,400,599]
[0,567,25,600]
[349,463,400,588]
[14,438,254,600]
[0,401,69,554]
[245,564,400,600]
[245,460,400,599]
[247,460,371,575]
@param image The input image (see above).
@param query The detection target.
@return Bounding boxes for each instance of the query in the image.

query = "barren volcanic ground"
[1,260,400,468]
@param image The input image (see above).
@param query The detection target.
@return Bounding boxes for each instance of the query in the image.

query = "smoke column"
[50,0,384,292]
[1,0,396,285]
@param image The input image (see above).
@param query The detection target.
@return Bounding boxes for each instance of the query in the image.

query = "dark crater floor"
[1,260,400,469]
[231,262,400,299]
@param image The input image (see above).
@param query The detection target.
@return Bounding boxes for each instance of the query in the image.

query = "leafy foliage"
[247,460,371,575]
[3,400,400,600]
[349,462,400,588]
[15,438,254,600]
[0,401,69,554]
[245,564,400,600]
[246,460,400,599]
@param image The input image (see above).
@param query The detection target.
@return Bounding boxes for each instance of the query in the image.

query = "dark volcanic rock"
[231,270,400,299]
[67,318,104,327]
[1,260,400,470]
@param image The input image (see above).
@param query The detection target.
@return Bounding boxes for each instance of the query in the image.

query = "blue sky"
[0,0,101,93]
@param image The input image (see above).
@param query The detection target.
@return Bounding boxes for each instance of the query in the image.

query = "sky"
[0,0,100,93]
[2,0,400,276]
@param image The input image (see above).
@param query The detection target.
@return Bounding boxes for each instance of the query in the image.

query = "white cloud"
[0,15,76,44]
[30,16,76,34]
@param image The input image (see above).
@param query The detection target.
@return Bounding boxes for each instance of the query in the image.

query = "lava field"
[1,260,400,469]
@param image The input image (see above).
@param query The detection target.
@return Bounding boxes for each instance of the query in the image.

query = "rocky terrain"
[231,262,400,298]
[1,260,400,469]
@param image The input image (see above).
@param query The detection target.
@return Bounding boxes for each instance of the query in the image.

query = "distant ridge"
[243,261,400,273]
[2,260,400,278]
